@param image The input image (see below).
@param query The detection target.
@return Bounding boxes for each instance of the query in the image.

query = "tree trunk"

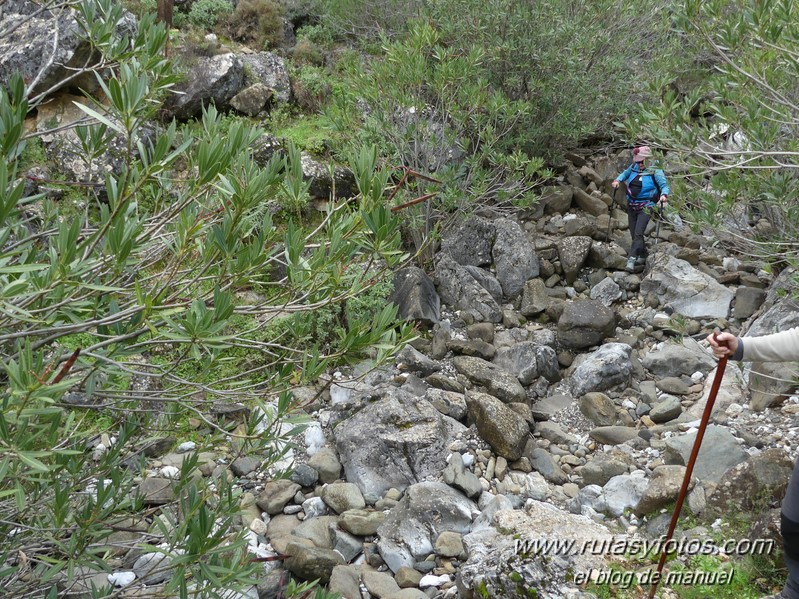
[157,0,174,29]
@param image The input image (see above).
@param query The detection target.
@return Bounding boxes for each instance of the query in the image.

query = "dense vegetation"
[1,0,798,596]
[0,1,411,596]
[627,0,799,274]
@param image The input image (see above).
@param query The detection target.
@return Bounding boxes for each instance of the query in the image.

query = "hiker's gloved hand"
[611,180,620,189]
[658,194,668,206]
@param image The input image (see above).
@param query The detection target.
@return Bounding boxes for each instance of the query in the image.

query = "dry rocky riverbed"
[64,150,799,599]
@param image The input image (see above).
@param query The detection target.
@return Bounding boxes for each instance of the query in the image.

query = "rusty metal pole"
[646,335,728,599]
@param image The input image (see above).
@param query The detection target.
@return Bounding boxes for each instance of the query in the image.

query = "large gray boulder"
[284,543,345,585]
[493,341,560,386]
[706,448,793,514]
[333,386,465,503]
[230,82,273,117]
[440,216,496,267]
[572,187,608,217]
[557,236,592,285]
[35,94,134,183]
[435,253,502,323]
[635,465,689,516]
[520,278,551,317]
[240,51,291,104]
[663,425,748,484]
[301,152,357,200]
[639,255,733,318]
[464,266,504,303]
[642,337,715,378]
[590,277,623,307]
[163,53,244,120]
[600,474,649,517]
[452,356,527,403]
[466,391,530,461]
[540,185,573,215]
[492,219,538,299]
[457,504,612,598]
[376,482,478,573]
[0,1,136,96]
[557,299,616,349]
[570,343,632,397]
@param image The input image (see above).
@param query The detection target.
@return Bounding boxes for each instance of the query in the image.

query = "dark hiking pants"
[627,206,651,258]
[780,458,799,598]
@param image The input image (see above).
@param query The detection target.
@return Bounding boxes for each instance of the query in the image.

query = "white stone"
[725,403,743,417]
[249,518,268,536]
[302,497,326,519]
[722,257,740,272]
[108,572,136,587]
[419,574,451,588]
[304,423,326,455]
[330,384,353,405]
[160,466,180,479]
[176,441,196,453]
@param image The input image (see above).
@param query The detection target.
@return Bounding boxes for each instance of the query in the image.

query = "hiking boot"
[635,255,647,266]
[625,256,636,272]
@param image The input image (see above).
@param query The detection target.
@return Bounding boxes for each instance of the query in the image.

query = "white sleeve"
[741,327,799,362]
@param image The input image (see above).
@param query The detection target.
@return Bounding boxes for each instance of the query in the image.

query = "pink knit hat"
[633,146,652,162]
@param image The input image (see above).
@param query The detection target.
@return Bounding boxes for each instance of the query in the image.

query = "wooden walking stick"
[646,332,729,599]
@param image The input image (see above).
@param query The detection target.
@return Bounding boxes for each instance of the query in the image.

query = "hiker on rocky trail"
[611,145,671,273]
[708,328,799,599]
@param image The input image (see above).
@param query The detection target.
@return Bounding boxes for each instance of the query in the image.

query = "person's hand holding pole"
[611,180,620,189]
[707,331,738,359]
[658,194,668,206]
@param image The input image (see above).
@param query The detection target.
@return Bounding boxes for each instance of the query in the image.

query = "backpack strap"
[635,166,662,199]
[650,170,662,198]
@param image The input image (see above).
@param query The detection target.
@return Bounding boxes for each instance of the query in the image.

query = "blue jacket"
[615,163,670,209]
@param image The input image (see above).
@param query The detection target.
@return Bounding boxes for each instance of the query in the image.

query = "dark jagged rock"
[392,267,440,325]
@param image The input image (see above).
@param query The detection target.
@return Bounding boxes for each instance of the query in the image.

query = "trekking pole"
[654,204,663,246]
[645,331,729,599]
[645,204,664,280]
[607,187,618,242]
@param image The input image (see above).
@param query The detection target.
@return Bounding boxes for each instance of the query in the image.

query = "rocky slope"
[88,152,797,599]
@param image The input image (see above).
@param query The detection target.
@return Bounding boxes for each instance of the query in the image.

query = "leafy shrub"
[328,21,549,259]
[226,0,285,48]
[291,64,332,112]
[316,0,424,41]
[296,22,335,48]
[344,267,395,328]
[187,0,234,29]
[292,38,325,66]
[425,0,682,157]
